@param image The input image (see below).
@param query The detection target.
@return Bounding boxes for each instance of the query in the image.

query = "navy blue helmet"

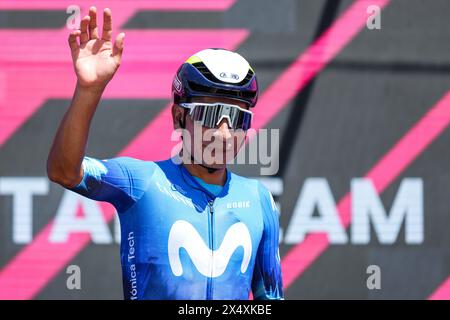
[172,48,259,108]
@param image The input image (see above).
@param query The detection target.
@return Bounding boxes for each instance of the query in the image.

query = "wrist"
[75,81,107,95]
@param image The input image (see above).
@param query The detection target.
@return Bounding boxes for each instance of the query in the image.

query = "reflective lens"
[180,102,253,130]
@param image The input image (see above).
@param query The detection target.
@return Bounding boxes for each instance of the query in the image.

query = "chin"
[203,159,231,169]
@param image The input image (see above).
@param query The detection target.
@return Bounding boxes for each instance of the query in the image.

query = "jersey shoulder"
[229,172,259,190]
[109,156,160,190]
[90,156,159,184]
[68,156,161,213]
[229,172,272,205]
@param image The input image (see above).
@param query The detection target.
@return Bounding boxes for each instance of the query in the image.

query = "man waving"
[47,6,283,300]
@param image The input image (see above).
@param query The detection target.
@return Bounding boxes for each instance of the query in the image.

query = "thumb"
[112,32,125,64]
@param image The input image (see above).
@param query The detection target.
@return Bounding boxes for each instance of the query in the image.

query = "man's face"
[178,96,249,169]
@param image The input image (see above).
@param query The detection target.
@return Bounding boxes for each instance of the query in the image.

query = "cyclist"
[47,6,283,300]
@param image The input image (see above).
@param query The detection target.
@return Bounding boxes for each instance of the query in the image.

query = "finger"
[112,32,125,64]
[101,8,112,41]
[68,30,81,51]
[88,6,98,39]
[79,15,90,44]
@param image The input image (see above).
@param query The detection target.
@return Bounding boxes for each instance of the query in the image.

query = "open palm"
[68,7,125,89]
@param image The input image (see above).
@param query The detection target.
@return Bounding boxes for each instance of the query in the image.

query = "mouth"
[202,140,233,148]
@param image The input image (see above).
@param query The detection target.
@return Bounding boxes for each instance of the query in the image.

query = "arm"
[46,7,125,188]
[252,183,284,300]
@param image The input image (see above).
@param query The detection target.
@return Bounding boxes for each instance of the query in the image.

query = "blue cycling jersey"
[69,155,284,300]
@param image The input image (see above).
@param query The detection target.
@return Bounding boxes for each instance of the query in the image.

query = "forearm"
[47,82,105,186]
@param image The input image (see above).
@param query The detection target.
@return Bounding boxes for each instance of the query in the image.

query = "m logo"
[168,220,252,277]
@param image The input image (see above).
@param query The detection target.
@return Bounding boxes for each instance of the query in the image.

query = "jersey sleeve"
[252,182,284,300]
[67,156,154,212]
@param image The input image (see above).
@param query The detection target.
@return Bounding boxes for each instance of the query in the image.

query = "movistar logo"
[168,220,252,277]
[219,71,239,81]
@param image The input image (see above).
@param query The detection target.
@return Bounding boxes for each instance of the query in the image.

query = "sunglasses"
[180,102,253,131]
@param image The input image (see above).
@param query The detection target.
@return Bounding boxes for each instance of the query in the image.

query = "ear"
[172,104,184,130]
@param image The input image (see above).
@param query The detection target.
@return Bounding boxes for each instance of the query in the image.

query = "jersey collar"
[170,154,232,200]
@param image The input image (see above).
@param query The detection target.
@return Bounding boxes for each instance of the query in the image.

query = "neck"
[179,149,227,186]
[183,163,227,186]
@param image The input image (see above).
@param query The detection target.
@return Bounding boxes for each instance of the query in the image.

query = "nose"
[216,119,232,141]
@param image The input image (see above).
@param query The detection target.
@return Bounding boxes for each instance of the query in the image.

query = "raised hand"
[68,7,125,90]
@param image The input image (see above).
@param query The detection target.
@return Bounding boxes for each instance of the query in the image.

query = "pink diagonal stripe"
[252,0,390,130]
[0,0,237,147]
[0,30,248,147]
[429,278,450,300]
[0,0,236,11]
[0,30,248,62]
[282,90,450,289]
[0,203,116,299]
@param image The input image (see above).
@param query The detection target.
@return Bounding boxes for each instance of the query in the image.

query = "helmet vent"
[187,81,257,99]
[193,62,253,86]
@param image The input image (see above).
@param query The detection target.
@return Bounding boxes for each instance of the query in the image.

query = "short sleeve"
[68,156,154,212]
